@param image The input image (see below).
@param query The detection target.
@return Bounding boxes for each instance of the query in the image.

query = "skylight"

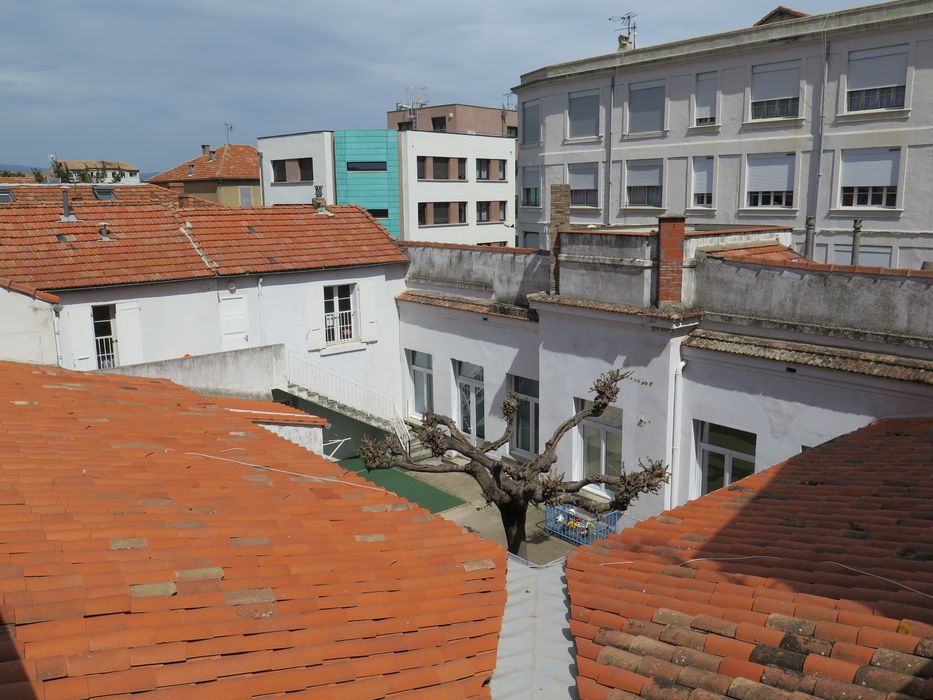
[0,189,14,203]
[93,187,117,201]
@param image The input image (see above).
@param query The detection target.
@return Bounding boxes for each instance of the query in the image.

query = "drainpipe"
[51,303,64,367]
[604,74,615,227]
[808,36,831,257]
[258,151,265,206]
[851,218,862,265]
[804,216,815,260]
[257,276,265,345]
[665,347,686,511]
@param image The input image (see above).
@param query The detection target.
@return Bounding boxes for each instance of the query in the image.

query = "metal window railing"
[95,336,117,369]
[324,310,355,344]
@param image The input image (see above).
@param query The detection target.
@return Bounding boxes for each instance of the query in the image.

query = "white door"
[219,296,249,350]
[455,361,485,444]
[115,303,144,366]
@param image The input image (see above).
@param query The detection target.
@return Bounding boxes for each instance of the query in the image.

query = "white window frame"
[624,159,664,209]
[838,147,900,209]
[696,421,756,496]
[568,162,599,208]
[744,153,796,210]
[843,44,909,115]
[323,284,356,345]
[692,71,719,128]
[454,360,485,444]
[521,167,541,207]
[625,79,667,135]
[509,376,540,457]
[92,304,118,370]
[748,61,801,122]
[689,156,715,210]
[575,398,623,496]
[407,350,434,419]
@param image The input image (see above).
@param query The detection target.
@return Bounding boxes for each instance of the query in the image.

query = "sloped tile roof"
[0,201,407,291]
[1,184,219,208]
[148,145,259,184]
[57,160,139,172]
[567,417,933,699]
[0,362,505,698]
[683,329,933,385]
[700,242,803,266]
[206,396,329,427]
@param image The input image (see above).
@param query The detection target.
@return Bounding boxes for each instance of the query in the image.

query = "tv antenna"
[609,12,638,48]
[395,87,428,129]
[224,119,234,144]
[502,93,516,110]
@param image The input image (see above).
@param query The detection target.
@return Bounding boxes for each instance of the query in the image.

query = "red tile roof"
[568,417,933,699]
[0,361,505,698]
[206,396,329,427]
[1,184,219,208]
[148,145,259,184]
[0,202,407,291]
[56,160,139,173]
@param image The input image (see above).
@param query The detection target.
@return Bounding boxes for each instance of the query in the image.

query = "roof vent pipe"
[98,222,112,241]
[59,187,78,222]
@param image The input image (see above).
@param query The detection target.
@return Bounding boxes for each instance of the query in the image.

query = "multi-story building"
[258,129,515,245]
[387,102,517,137]
[514,0,933,268]
[148,144,260,206]
[52,159,141,184]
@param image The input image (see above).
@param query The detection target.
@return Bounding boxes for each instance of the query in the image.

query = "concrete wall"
[387,105,517,137]
[0,288,58,365]
[404,244,549,305]
[693,256,933,336]
[216,182,261,207]
[258,131,335,206]
[261,423,325,457]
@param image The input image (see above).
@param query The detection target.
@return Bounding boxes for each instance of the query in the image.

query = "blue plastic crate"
[543,504,620,546]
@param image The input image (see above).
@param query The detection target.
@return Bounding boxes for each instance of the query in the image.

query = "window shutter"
[847,46,908,90]
[751,61,800,101]
[568,163,597,189]
[522,103,540,145]
[568,93,600,138]
[746,154,795,191]
[68,306,97,370]
[628,81,665,133]
[695,72,717,120]
[115,302,144,366]
[306,286,326,351]
[524,167,539,189]
[841,148,900,187]
[359,281,378,344]
[626,160,662,186]
[692,157,713,194]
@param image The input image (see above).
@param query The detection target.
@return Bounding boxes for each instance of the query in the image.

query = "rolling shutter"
[751,61,800,101]
[841,148,900,187]
[746,154,794,191]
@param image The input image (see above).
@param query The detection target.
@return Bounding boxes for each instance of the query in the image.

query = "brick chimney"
[201,144,210,156]
[178,194,194,208]
[549,183,570,294]
[656,215,686,306]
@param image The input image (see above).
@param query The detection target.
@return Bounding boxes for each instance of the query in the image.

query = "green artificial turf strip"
[338,457,464,514]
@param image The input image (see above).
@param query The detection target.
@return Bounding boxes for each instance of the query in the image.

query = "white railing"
[96,336,117,369]
[324,310,355,345]
[286,353,410,448]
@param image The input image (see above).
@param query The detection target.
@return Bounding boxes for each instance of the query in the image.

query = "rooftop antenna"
[610,12,638,49]
[502,93,516,110]
[224,120,234,145]
[395,87,428,129]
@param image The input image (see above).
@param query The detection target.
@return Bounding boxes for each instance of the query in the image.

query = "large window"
[272,157,313,183]
[750,61,800,120]
[93,304,118,369]
[628,80,665,133]
[347,161,387,172]
[692,156,714,208]
[323,284,355,344]
[432,116,447,132]
[695,72,717,126]
[498,201,507,222]
[433,202,450,225]
[522,167,540,207]
[841,147,900,208]
[577,399,623,489]
[455,360,485,443]
[697,422,756,495]
[523,231,542,249]
[568,92,600,138]
[626,160,662,207]
[238,187,252,207]
[432,157,450,180]
[477,158,490,180]
[476,201,491,222]
[511,376,540,455]
[521,102,540,145]
[569,163,598,207]
[847,45,907,112]
[408,350,433,417]
[746,153,795,208]
[417,156,426,180]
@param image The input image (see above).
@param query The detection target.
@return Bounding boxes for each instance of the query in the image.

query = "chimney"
[617,34,633,51]
[208,150,216,162]
[201,144,210,156]
[548,183,570,295]
[59,187,78,222]
[98,222,112,241]
[178,194,194,208]
[656,215,686,306]
[312,185,333,216]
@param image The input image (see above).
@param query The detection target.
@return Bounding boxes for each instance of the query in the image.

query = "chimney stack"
[178,194,194,209]
[312,185,333,216]
[548,183,570,295]
[201,144,210,156]
[208,150,216,162]
[617,34,633,51]
[656,215,686,306]
[59,187,78,222]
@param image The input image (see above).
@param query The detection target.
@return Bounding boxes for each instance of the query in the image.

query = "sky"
[2,0,865,174]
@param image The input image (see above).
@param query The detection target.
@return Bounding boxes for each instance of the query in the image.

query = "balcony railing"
[95,336,117,369]
[325,310,355,344]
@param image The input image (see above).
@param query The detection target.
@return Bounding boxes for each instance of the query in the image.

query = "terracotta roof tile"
[568,416,933,699]
[0,183,219,208]
[147,145,259,183]
[0,361,505,697]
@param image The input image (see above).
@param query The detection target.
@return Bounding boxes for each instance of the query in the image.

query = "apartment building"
[514,0,933,268]
[148,144,260,206]
[387,102,517,137]
[259,129,515,245]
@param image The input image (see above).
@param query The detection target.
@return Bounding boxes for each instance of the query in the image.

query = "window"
[506,126,518,138]
[568,92,600,138]
[432,157,449,180]
[457,201,467,224]
[408,350,433,416]
[847,45,907,112]
[477,201,491,222]
[272,157,313,183]
[522,102,540,145]
[367,208,389,218]
[628,80,665,133]
[432,116,447,132]
[578,399,623,489]
[498,201,507,222]
[569,163,598,207]
[523,231,542,249]
[454,360,485,442]
[418,202,427,226]
[93,304,118,369]
[477,158,490,180]
[840,147,899,208]
[417,156,426,180]
[522,167,540,206]
[347,161,387,172]
[457,158,466,181]
[695,72,717,125]
[323,284,355,344]
[746,153,795,208]
[93,186,117,201]
[433,202,450,225]
[833,244,892,267]
[751,61,800,120]
[626,160,663,207]
[692,157,714,208]
[238,187,252,206]
[697,422,756,495]
[0,189,15,203]
[397,120,413,131]
[511,376,540,455]
[498,160,507,180]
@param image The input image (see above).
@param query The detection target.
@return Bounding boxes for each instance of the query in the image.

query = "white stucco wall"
[258,131,335,206]
[0,288,58,365]
[400,131,516,246]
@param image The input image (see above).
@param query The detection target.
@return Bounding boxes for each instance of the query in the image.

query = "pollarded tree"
[359,369,668,556]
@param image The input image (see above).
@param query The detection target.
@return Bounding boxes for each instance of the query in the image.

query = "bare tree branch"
[478,392,519,454]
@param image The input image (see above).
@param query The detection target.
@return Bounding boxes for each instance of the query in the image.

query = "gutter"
[604,75,615,227]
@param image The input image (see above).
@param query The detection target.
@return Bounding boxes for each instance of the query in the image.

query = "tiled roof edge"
[397,240,548,255]
[0,277,60,304]
[708,251,933,280]
[527,291,704,321]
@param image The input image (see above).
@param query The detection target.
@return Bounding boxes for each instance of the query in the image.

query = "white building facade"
[514,0,933,268]
[257,131,336,206]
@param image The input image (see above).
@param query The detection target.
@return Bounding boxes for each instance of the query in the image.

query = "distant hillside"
[0,163,40,175]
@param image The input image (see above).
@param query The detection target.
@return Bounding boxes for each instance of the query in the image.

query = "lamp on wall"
[227,281,236,293]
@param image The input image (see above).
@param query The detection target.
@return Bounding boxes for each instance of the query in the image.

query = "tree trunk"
[499,502,529,557]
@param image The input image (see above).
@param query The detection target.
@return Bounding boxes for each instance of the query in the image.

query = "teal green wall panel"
[334,130,400,237]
